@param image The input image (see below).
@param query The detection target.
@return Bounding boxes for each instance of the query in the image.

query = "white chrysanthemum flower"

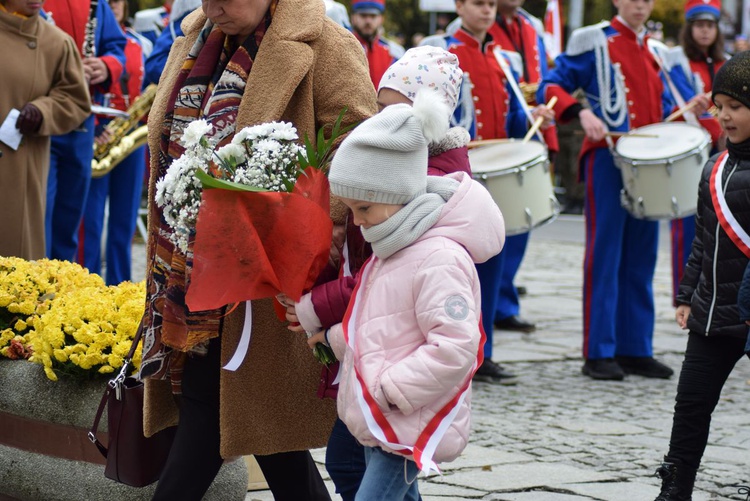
[255,138,282,157]
[215,143,246,165]
[182,119,213,147]
[269,122,299,141]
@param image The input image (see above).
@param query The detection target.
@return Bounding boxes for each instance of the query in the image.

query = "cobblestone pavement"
[133,215,750,501]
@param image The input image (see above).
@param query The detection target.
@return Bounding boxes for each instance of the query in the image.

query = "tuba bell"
[92,84,157,178]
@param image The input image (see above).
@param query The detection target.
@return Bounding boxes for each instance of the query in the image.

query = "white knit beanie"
[378,46,463,111]
[329,90,450,205]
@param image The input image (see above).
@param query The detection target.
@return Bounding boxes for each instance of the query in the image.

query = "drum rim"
[504,203,561,236]
[472,155,549,178]
[468,138,549,175]
[614,137,710,167]
[614,123,711,165]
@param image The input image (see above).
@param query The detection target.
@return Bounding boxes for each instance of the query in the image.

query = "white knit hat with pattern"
[378,46,463,111]
[329,90,450,205]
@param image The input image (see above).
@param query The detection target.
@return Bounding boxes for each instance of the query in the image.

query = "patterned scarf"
[140,8,274,387]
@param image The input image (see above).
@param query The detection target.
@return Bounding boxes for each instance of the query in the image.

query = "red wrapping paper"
[185,168,333,312]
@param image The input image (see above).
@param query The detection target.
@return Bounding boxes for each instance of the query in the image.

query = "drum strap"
[710,151,750,258]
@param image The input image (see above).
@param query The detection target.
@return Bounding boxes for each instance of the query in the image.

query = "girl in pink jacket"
[305,90,505,500]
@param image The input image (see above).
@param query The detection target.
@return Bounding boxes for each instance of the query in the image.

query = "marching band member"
[422,0,553,384]
[350,0,404,89]
[538,0,709,381]
[0,0,90,260]
[78,0,147,285]
[42,0,126,262]
[133,0,171,45]
[143,0,200,86]
[665,0,725,306]
[324,0,351,29]
[488,0,560,334]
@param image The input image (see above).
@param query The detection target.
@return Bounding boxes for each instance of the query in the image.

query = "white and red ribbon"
[341,257,485,475]
[710,151,750,258]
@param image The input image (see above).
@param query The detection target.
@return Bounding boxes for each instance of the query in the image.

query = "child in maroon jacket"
[277,46,470,501]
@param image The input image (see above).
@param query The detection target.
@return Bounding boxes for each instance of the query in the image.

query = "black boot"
[654,459,696,501]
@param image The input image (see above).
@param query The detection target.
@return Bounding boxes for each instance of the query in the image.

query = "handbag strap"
[88,320,145,458]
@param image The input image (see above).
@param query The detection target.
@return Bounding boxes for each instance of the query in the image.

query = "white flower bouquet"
[154,111,351,312]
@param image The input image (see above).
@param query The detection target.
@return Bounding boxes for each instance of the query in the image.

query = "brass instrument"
[92,84,157,178]
[519,82,539,105]
[82,0,98,58]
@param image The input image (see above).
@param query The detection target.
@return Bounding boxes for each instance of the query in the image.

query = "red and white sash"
[341,257,486,475]
[710,151,750,258]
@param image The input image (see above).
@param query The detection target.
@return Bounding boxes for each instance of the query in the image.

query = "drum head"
[615,123,709,160]
[469,140,547,174]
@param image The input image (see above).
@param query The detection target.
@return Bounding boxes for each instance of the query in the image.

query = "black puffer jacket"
[677,151,750,339]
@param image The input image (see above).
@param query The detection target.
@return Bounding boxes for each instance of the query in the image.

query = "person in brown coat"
[0,0,90,260]
[140,0,376,499]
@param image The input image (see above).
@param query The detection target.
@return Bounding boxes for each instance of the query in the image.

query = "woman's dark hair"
[108,0,129,26]
[680,20,726,63]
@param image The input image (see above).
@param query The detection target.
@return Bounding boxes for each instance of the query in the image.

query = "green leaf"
[195,169,266,192]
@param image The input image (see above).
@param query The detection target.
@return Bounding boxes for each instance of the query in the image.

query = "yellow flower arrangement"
[0,257,145,381]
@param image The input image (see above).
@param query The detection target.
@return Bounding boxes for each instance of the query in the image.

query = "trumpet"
[92,84,157,178]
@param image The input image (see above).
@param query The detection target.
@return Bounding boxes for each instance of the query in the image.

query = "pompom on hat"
[378,46,463,112]
[712,51,750,109]
[685,0,721,22]
[329,90,450,205]
[351,0,385,14]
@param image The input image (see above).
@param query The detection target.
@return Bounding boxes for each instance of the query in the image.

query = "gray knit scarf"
[362,176,460,259]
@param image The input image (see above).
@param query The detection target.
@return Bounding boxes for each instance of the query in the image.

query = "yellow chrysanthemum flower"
[0,257,145,380]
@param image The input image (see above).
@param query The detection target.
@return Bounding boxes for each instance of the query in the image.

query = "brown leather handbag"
[89,322,177,487]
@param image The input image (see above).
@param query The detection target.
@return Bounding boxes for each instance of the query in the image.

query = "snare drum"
[614,122,710,220]
[468,139,559,235]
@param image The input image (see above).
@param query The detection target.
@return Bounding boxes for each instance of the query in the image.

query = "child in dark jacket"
[654,51,750,501]
[739,262,750,353]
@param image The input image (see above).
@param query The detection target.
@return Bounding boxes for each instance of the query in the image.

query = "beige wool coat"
[143,0,377,457]
[0,12,90,260]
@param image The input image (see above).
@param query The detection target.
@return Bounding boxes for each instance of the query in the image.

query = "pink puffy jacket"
[327,173,505,464]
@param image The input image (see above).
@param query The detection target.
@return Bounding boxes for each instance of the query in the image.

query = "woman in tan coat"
[0,0,90,260]
[140,0,376,499]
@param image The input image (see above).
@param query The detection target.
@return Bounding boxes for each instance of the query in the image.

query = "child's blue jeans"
[355,447,420,501]
[326,418,366,501]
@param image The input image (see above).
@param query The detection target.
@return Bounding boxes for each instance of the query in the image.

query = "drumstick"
[467,138,511,149]
[522,97,557,144]
[665,92,711,122]
[606,131,659,138]
[573,131,659,138]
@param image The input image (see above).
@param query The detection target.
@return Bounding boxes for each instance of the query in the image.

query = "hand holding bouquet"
[154,112,351,364]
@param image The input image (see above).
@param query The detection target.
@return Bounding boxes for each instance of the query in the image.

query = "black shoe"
[654,458,696,501]
[582,358,625,381]
[616,356,674,379]
[494,315,536,333]
[473,359,518,385]
[516,285,527,296]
